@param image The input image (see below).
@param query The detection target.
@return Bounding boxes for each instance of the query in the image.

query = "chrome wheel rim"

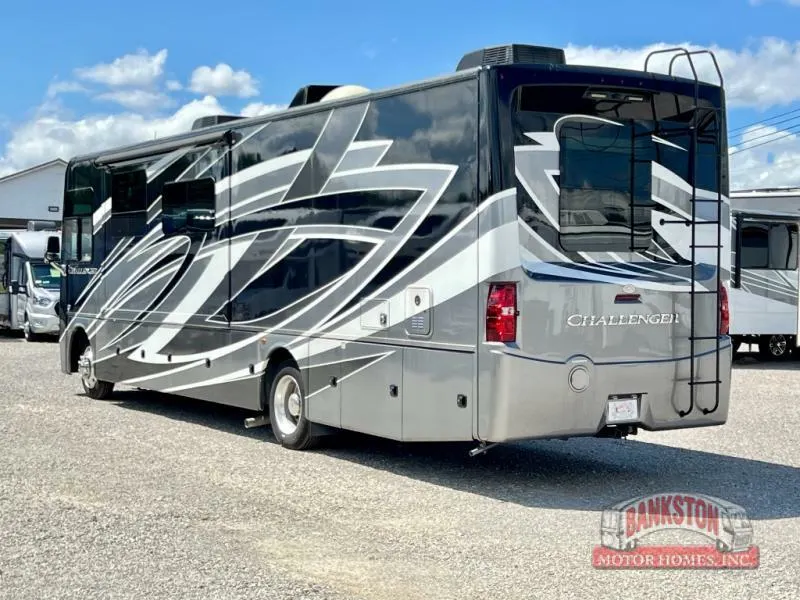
[273,374,302,436]
[769,335,787,357]
[80,346,97,389]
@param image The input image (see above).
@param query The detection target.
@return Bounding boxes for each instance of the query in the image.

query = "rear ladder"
[644,47,726,417]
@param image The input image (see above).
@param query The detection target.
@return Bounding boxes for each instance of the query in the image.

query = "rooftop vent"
[190,114,244,131]
[289,85,346,108]
[319,85,370,103]
[456,44,566,71]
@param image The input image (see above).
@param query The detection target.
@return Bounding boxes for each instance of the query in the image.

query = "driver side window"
[63,186,94,263]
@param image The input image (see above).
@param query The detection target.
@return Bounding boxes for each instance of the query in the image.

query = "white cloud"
[189,64,258,98]
[240,102,286,117]
[4,38,800,190]
[74,49,168,88]
[0,96,226,177]
[95,90,176,112]
[729,124,800,189]
[565,38,800,109]
[45,80,89,98]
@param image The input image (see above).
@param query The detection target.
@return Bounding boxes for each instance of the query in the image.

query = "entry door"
[11,258,25,328]
[795,221,800,348]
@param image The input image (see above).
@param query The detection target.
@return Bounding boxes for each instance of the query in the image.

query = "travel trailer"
[50,44,732,454]
[0,221,62,340]
[729,187,800,359]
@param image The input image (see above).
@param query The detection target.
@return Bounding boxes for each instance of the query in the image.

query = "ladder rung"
[691,220,721,225]
[689,380,722,386]
[691,290,719,295]
[690,244,722,249]
[690,335,720,341]
[694,199,723,204]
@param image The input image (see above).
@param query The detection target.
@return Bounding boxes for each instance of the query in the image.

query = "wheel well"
[260,347,297,410]
[69,328,90,372]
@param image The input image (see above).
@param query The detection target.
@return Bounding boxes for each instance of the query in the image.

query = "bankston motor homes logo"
[592,492,760,570]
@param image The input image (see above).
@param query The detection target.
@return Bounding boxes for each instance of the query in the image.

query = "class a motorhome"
[51,43,732,454]
[0,220,63,340]
[729,187,800,360]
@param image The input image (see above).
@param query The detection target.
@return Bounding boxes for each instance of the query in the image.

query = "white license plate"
[607,397,639,424]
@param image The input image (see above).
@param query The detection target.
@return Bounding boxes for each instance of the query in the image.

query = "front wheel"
[268,362,318,450]
[23,316,39,342]
[78,345,115,399]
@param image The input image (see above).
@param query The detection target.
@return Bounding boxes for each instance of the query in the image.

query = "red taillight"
[719,282,730,335]
[486,282,517,342]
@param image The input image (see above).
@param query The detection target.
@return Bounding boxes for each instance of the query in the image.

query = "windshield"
[30,263,61,290]
[511,82,724,254]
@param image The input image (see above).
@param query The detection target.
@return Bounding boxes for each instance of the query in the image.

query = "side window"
[62,219,79,263]
[161,178,216,234]
[111,169,147,214]
[63,187,94,263]
[768,223,797,270]
[740,223,798,270]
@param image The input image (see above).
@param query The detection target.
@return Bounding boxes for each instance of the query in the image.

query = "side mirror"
[9,280,19,295]
[44,235,61,266]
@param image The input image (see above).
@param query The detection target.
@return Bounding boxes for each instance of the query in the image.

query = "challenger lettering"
[566,313,680,327]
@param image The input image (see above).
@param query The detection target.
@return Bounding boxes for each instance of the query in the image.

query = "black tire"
[267,361,318,450]
[82,378,115,400]
[23,315,39,342]
[759,334,791,361]
[78,344,115,400]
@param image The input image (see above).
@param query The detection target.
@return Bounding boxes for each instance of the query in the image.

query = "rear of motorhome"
[0,221,62,340]
[729,188,800,359]
[52,44,732,453]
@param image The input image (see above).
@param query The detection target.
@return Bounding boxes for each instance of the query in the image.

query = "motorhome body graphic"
[592,493,759,569]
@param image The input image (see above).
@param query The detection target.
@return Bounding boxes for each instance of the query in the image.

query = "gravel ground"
[0,335,798,600]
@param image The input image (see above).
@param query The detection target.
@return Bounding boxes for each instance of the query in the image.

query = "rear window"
[558,117,654,252]
[512,84,722,254]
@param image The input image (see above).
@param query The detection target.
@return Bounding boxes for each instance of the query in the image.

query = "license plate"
[607,396,639,424]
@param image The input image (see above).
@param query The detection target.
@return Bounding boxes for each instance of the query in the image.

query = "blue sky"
[1,0,800,187]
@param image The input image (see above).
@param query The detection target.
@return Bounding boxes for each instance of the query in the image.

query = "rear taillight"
[719,282,729,335]
[486,282,517,342]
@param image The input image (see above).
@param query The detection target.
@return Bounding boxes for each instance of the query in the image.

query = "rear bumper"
[479,343,731,442]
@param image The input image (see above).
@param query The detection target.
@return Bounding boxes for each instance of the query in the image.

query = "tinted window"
[111,169,147,213]
[229,238,373,322]
[64,187,94,218]
[161,178,216,234]
[558,119,653,252]
[741,223,798,270]
[63,187,94,263]
[512,83,723,254]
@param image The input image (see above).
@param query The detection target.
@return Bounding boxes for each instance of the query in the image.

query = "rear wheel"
[759,334,791,361]
[268,361,318,450]
[78,345,115,399]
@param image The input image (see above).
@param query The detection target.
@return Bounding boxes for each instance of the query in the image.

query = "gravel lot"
[0,335,798,600]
